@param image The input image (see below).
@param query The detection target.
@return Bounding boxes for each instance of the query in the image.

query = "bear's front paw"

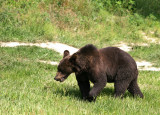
[82,96,93,102]
[87,96,94,102]
[82,96,88,101]
[86,96,96,102]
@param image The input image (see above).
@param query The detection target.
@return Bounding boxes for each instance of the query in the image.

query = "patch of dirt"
[114,43,132,52]
[0,42,78,55]
[39,60,58,65]
[114,42,149,52]
[136,61,160,71]
[141,32,160,44]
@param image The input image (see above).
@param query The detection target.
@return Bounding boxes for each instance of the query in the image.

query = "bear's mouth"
[54,74,69,82]
[59,75,68,82]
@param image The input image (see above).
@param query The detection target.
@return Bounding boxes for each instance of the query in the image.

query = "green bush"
[134,0,160,17]
[92,0,136,15]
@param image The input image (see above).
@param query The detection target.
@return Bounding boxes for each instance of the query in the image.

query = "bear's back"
[99,47,137,78]
[99,47,136,66]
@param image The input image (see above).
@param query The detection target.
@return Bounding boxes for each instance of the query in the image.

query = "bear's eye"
[58,68,61,72]
[58,68,64,73]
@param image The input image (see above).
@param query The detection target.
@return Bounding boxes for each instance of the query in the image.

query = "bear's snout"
[54,75,64,82]
[54,77,58,81]
[54,77,64,82]
[54,72,68,82]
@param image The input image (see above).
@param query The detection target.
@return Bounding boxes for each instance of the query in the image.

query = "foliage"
[0,0,160,45]
[92,0,136,14]
[134,0,160,17]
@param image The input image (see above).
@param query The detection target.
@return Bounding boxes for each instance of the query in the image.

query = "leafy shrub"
[92,0,136,15]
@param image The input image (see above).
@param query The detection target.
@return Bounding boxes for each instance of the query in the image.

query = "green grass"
[0,46,160,114]
[0,46,62,62]
[129,44,160,67]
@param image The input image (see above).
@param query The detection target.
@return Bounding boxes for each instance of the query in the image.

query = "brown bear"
[54,44,143,101]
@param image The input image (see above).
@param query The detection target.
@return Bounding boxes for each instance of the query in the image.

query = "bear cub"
[54,44,143,101]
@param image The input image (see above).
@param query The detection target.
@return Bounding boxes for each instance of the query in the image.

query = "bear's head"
[54,50,73,82]
[54,50,80,82]
[54,44,99,82]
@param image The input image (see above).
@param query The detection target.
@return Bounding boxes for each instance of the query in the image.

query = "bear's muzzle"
[54,72,69,82]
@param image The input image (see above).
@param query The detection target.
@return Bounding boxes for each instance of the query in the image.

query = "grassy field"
[0,0,160,114]
[0,46,160,114]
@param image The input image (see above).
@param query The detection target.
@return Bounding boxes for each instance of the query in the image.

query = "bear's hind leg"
[127,78,144,98]
[114,80,130,98]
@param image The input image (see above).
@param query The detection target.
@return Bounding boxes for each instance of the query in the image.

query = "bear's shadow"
[64,87,115,99]
[101,87,114,97]
[44,84,132,100]
[52,85,126,100]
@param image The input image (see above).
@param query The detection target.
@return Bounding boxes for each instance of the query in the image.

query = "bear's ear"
[63,50,70,58]
[69,53,77,64]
